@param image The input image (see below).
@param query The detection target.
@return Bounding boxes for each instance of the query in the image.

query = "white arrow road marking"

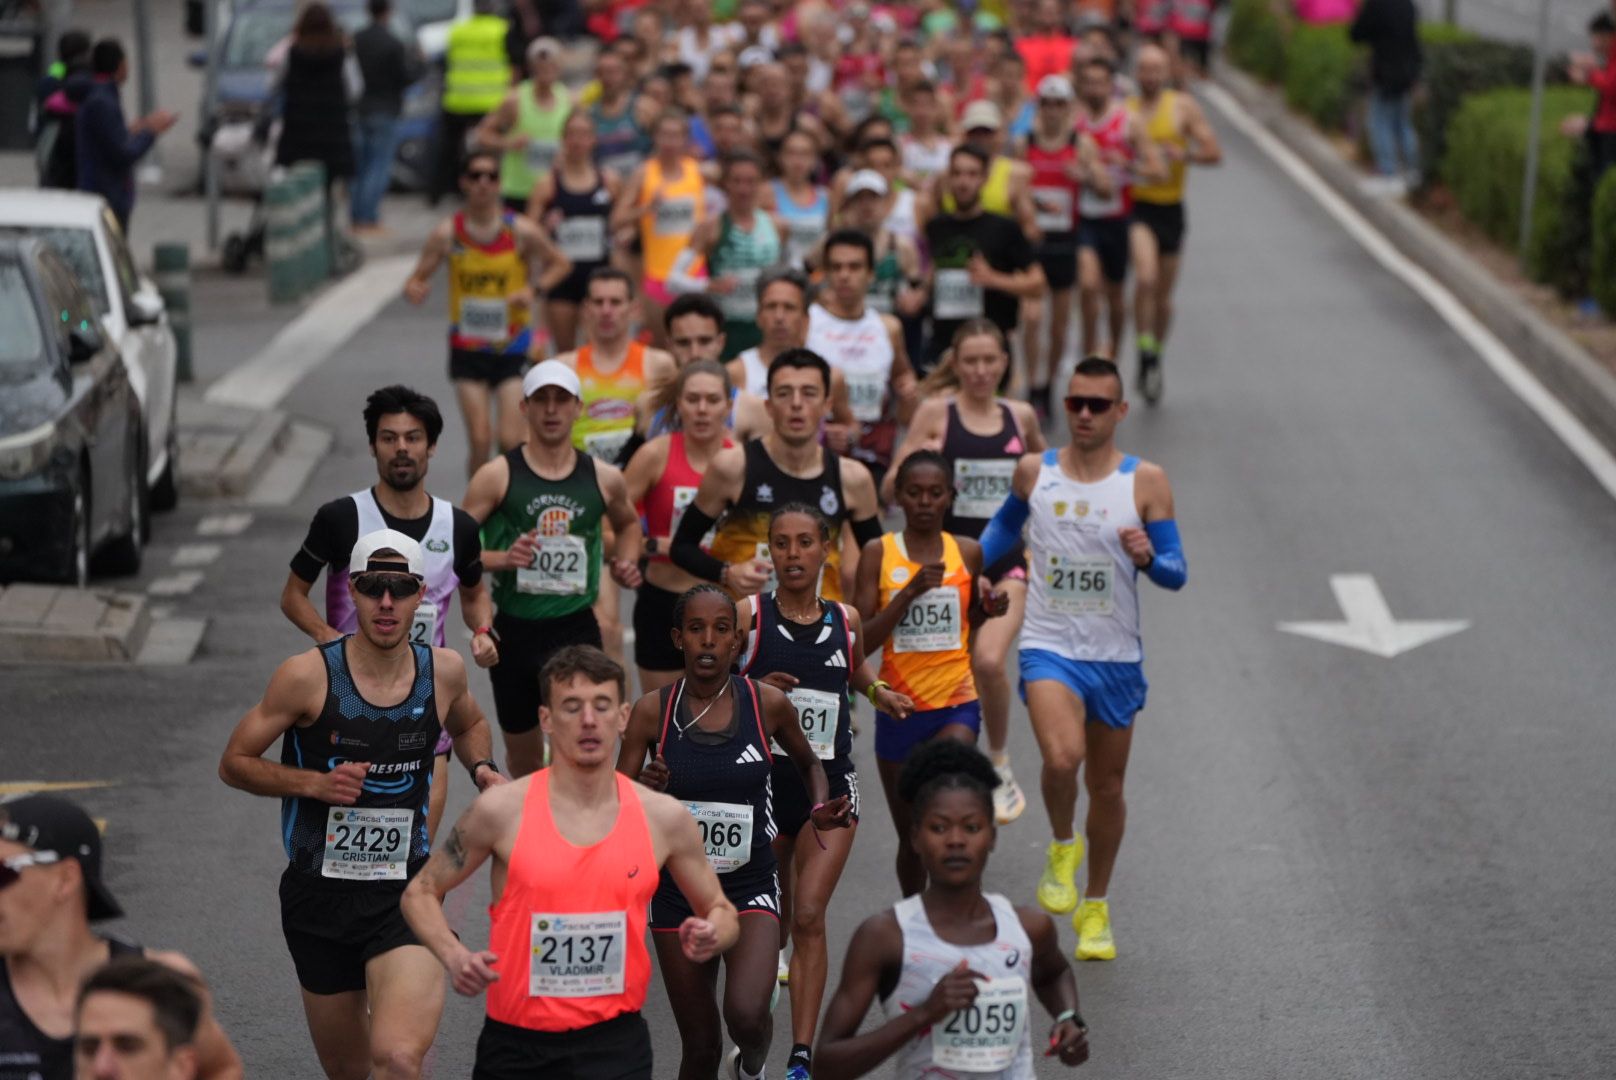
[1278,575,1469,658]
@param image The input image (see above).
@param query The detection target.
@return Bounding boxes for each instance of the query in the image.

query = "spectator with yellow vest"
[433,0,511,205]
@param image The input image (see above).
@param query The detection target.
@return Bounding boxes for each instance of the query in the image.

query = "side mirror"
[68,326,102,363]
[127,290,164,327]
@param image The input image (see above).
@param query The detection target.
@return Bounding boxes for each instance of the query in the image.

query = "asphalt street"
[6,89,1616,1078]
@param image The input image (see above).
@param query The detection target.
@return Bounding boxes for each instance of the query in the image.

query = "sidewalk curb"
[1214,64,1616,453]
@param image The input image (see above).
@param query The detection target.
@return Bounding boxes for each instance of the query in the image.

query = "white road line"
[147,572,205,597]
[170,543,222,568]
[203,254,416,410]
[147,604,175,621]
[1202,82,1616,503]
[196,513,254,537]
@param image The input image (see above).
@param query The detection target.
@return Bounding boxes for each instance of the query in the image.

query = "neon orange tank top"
[876,531,976,711]
[639,156,704,280]
[573,341,646,463]
[485,770,657,1032]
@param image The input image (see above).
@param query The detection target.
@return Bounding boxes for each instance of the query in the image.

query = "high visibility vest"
[443,15,511,115]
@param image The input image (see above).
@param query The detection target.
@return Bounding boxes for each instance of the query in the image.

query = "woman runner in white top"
[814,741,1089,1079]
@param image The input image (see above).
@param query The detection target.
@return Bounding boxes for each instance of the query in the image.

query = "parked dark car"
[0,238,146,585]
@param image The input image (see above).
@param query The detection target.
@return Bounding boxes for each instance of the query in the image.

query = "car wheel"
[58,474,91,588]
[95,445,145,577]
[152,418,179,512]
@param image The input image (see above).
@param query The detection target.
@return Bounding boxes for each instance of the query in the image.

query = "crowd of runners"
[0,0,1217,1077]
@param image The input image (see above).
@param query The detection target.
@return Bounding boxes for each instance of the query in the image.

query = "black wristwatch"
[468,759,500,782]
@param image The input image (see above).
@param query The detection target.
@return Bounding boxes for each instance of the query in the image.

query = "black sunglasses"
[0,851,61,891]
[352,572,423,599]
[1064,395,1117,415]
[464,169,500,182]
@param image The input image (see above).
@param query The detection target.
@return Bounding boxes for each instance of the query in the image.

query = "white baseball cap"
[349,529,425,577]
[960,99,1003,132]
[522,359,582,399]
[1036,74,1075,101]
[845,169,889,199]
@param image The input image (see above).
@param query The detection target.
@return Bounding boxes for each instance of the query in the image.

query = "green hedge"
[1591,169,1616,315]
[1284,24,1359,129]
[1414,37,1538,185]
[1442,86,1595,291]
[1227,0,1289,84]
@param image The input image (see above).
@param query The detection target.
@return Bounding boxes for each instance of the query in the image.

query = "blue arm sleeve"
[978,493,1030,568]
[1143,519,1186,590]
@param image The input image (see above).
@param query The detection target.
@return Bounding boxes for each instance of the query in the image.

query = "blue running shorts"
[875,700,983,763]
[1018,649,1148,730]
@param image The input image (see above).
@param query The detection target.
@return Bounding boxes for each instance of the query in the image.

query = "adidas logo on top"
[735,745,765,765]
[824,652,847,668]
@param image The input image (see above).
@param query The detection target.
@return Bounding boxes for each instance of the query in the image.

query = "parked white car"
[0,190,181,511]
[404,0,473,61]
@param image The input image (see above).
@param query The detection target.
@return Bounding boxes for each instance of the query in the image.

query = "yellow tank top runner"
[449,211,529,355]
[572,342,645,464]
[639,158,705,281]
[1130,90,1186,205]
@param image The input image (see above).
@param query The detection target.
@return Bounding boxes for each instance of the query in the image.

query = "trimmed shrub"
[1414,36,1538,186]
[1284,24,1359,129]
[1227,0,1289,84]
[1591,169,1616,316]
[1442,86,1596,292]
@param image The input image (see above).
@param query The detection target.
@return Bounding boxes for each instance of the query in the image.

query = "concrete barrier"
[264,163,333,304]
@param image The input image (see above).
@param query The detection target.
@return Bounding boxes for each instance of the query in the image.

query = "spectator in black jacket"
[275,3,355,188]
[1350,0,1422,193]
[74,38,176,230]
[351,0,422,231]
[34,28,91,189]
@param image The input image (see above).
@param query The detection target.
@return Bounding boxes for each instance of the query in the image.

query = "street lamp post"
[1518,0,1553,258]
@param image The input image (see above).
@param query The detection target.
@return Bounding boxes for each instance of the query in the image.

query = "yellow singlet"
[639,156,705,281]
[448,211,530,354]
[1129,90,1186,206]
[941,156,1014,217]
[876,532,976,712]
[572,342,645,464]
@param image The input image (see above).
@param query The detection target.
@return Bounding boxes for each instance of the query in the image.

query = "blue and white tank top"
[279,640,439,880]
[880,892,1035,1079]
[1020,450,1145,662]
[771,179,829,269]
[325,490,459,647]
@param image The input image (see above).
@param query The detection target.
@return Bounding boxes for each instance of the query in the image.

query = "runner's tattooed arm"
[401,788,516,995]
[219,652,368,803]
[437,649,505,789]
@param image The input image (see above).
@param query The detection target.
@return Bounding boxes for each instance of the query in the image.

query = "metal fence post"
[1519,0,1552,258]
[152,243,193,383]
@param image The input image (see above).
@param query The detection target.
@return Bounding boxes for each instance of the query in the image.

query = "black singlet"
[0,938,141,1080]
[740,593,855,762]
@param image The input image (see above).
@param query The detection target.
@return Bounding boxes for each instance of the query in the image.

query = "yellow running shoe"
[1074,899,1116,961]
[992,756,1026,824]
[1036,839,1083,914]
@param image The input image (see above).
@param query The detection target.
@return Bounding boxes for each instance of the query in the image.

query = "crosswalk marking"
[0,781,112,795]
[147,572,205,597]
[171,544,223,569]
[196,513,253,537]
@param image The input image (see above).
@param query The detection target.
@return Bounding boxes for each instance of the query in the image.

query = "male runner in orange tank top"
[402,645,738,1079]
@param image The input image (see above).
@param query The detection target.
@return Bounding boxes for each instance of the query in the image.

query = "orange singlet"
[485,770,657,1033]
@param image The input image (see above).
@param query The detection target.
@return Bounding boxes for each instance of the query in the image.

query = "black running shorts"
[771,753,861,838]
[1078,217,1131,284]
[632,581,682,672]
[449,348,527,388]
[488,607,603,734]
[1035,232,1081,291]
[1133,201,1187,256]
[279,867,421,995]
[474,1013,653,1080]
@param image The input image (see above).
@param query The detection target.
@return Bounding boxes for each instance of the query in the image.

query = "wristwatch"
[468,758,500,782]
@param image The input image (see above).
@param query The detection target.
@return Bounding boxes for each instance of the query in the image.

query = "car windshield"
[225,7,414,67]
[402,0,457,21]
[2,227,108,316]
[0,264,46,371]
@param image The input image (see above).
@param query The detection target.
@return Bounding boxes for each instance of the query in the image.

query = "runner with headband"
[814,741,1090,1078]
[735,503,914,1080]
[618,584,852,1080]
[623,360,737,694]
[884,321,1045,825]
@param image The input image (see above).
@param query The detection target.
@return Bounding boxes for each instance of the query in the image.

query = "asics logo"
[627,865,640,878]
[823,652,847,668]
[735,745,765,765]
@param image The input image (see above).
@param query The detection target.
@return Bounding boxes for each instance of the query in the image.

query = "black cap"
[0,794,123,922]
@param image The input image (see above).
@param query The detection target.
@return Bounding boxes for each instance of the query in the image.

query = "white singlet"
[805,303,894,424]
[880,892,1035,1080]
[737,347,769,397]
[1019,449,1145,662]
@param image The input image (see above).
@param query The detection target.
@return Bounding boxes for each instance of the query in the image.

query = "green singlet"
[482,447,606,620]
